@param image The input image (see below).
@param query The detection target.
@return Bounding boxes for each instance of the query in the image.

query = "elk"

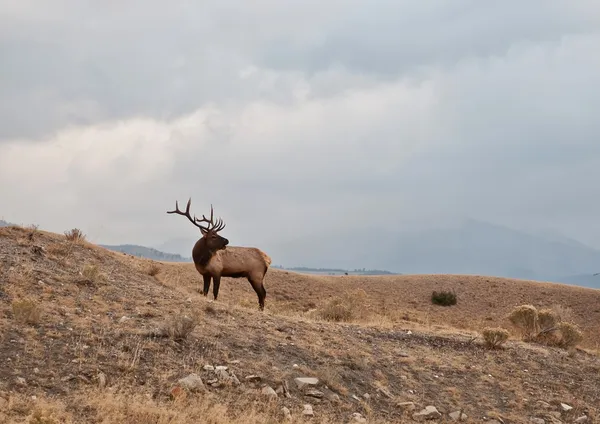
[167,198,272,310]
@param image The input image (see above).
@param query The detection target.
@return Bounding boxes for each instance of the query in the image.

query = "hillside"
[1,225,599,423]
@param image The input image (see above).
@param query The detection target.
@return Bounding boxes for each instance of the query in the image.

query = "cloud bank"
[1,1,600,257]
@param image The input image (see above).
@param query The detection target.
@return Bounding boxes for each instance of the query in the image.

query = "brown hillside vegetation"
[1,225,599,423]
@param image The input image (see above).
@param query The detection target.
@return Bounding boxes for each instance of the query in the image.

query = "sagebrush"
[508,304,583,349]
[482,327,509,349]
[431,290,457,306]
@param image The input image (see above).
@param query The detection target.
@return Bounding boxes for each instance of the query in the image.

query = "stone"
[203,365,215,371]
[215,365,228,371]
[352,412,367,423]
[245,375,261,382]
[216,369,229,380]
[574,416,588,423]
[536,401,552,409]
[305,388,324,398]
[397,401,416,411]
[302,404,314,416]
[97,372,107,389]
[282,407,292,420]
[328,393,341,403]
[262,386,278,399]
[177,374,205,392]
[530,418,545,424]
[294,377,319,389]
[412,406,442,421]
[560,403,573,412]
[363,393,371,400]
[229,372,240,386]
[449,410,468,421]
[15,377,26,386]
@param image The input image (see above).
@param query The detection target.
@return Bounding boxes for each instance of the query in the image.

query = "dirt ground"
[1,225,598,423]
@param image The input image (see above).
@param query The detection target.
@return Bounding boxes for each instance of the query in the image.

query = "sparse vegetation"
[0,224,599,423]
[64,228,86,243]
[431,290,457,306]
[557,321,584,349]
[81,264,103,282]
[508,304,539,340]
[147,262,161,277]
[12,298,42,325]
[158,314,198,341]
[317,288,371,322]
[481,327,510,349]
[509,304,584,349]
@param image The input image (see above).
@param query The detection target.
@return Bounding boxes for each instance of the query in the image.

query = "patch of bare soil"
[0,225,598,423]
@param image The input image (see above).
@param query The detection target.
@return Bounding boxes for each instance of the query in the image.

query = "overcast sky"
[1,1,600,251]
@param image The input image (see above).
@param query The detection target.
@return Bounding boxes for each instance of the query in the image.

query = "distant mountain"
[267,219,600,287]
[0,219,13,227]
[100,244,192,262]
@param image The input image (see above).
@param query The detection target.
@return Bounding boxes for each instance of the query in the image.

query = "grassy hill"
[1,225,599,423]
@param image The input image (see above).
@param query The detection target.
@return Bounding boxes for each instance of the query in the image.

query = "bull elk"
[167,198,272,310]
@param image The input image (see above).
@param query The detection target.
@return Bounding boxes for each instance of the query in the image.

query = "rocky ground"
[0,225,598,423]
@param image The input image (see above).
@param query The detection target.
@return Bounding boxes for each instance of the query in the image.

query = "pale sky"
[1,1,600,252]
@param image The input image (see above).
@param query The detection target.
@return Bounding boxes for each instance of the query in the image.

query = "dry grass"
[0,224,599,424]
[147,262,161,277]
[64,228,86,243]
[11,299,42,325]
[481,327,509,349]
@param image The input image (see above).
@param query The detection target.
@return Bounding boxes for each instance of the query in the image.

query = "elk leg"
[248,277,266,311]
[213,275,221,301]
[202,274,211,296]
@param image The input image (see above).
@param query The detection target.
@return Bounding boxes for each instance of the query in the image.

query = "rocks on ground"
[412,405,442,421]
[177,373,205,392]
[302,404,314,417]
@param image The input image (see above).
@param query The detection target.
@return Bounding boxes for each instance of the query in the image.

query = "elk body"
[167,199,272,310]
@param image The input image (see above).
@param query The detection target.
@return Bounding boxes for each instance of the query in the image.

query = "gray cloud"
[1,1,600,257]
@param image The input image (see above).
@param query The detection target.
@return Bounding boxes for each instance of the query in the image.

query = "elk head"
[167,198,229,252]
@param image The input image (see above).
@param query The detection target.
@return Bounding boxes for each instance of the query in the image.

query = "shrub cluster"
[508,304,583,349]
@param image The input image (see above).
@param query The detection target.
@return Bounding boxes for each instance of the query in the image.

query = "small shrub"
[82,264,102,282]
[538,308,559,332]
[482,327,509,349]
[12,299,42,325]
[318,297,354,322]
[26,224,39,241]
[160,315,198,341]
[557,322,583,349]
[147,263,160,277]
[64,228,86,243]
[431,290,457,306]
[508,304,539,340]
[317,288,371,322]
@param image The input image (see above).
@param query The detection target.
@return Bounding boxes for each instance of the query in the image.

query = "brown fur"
[167,199,271,310]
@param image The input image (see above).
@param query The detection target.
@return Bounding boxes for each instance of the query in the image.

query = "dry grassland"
[1,225,599,423]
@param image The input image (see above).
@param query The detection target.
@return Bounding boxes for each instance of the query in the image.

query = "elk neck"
[192,237,216,268]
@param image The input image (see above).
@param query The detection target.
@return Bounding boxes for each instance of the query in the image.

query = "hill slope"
[0,225,598,423]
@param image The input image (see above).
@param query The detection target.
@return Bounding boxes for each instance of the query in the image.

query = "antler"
[167,198,226,233]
